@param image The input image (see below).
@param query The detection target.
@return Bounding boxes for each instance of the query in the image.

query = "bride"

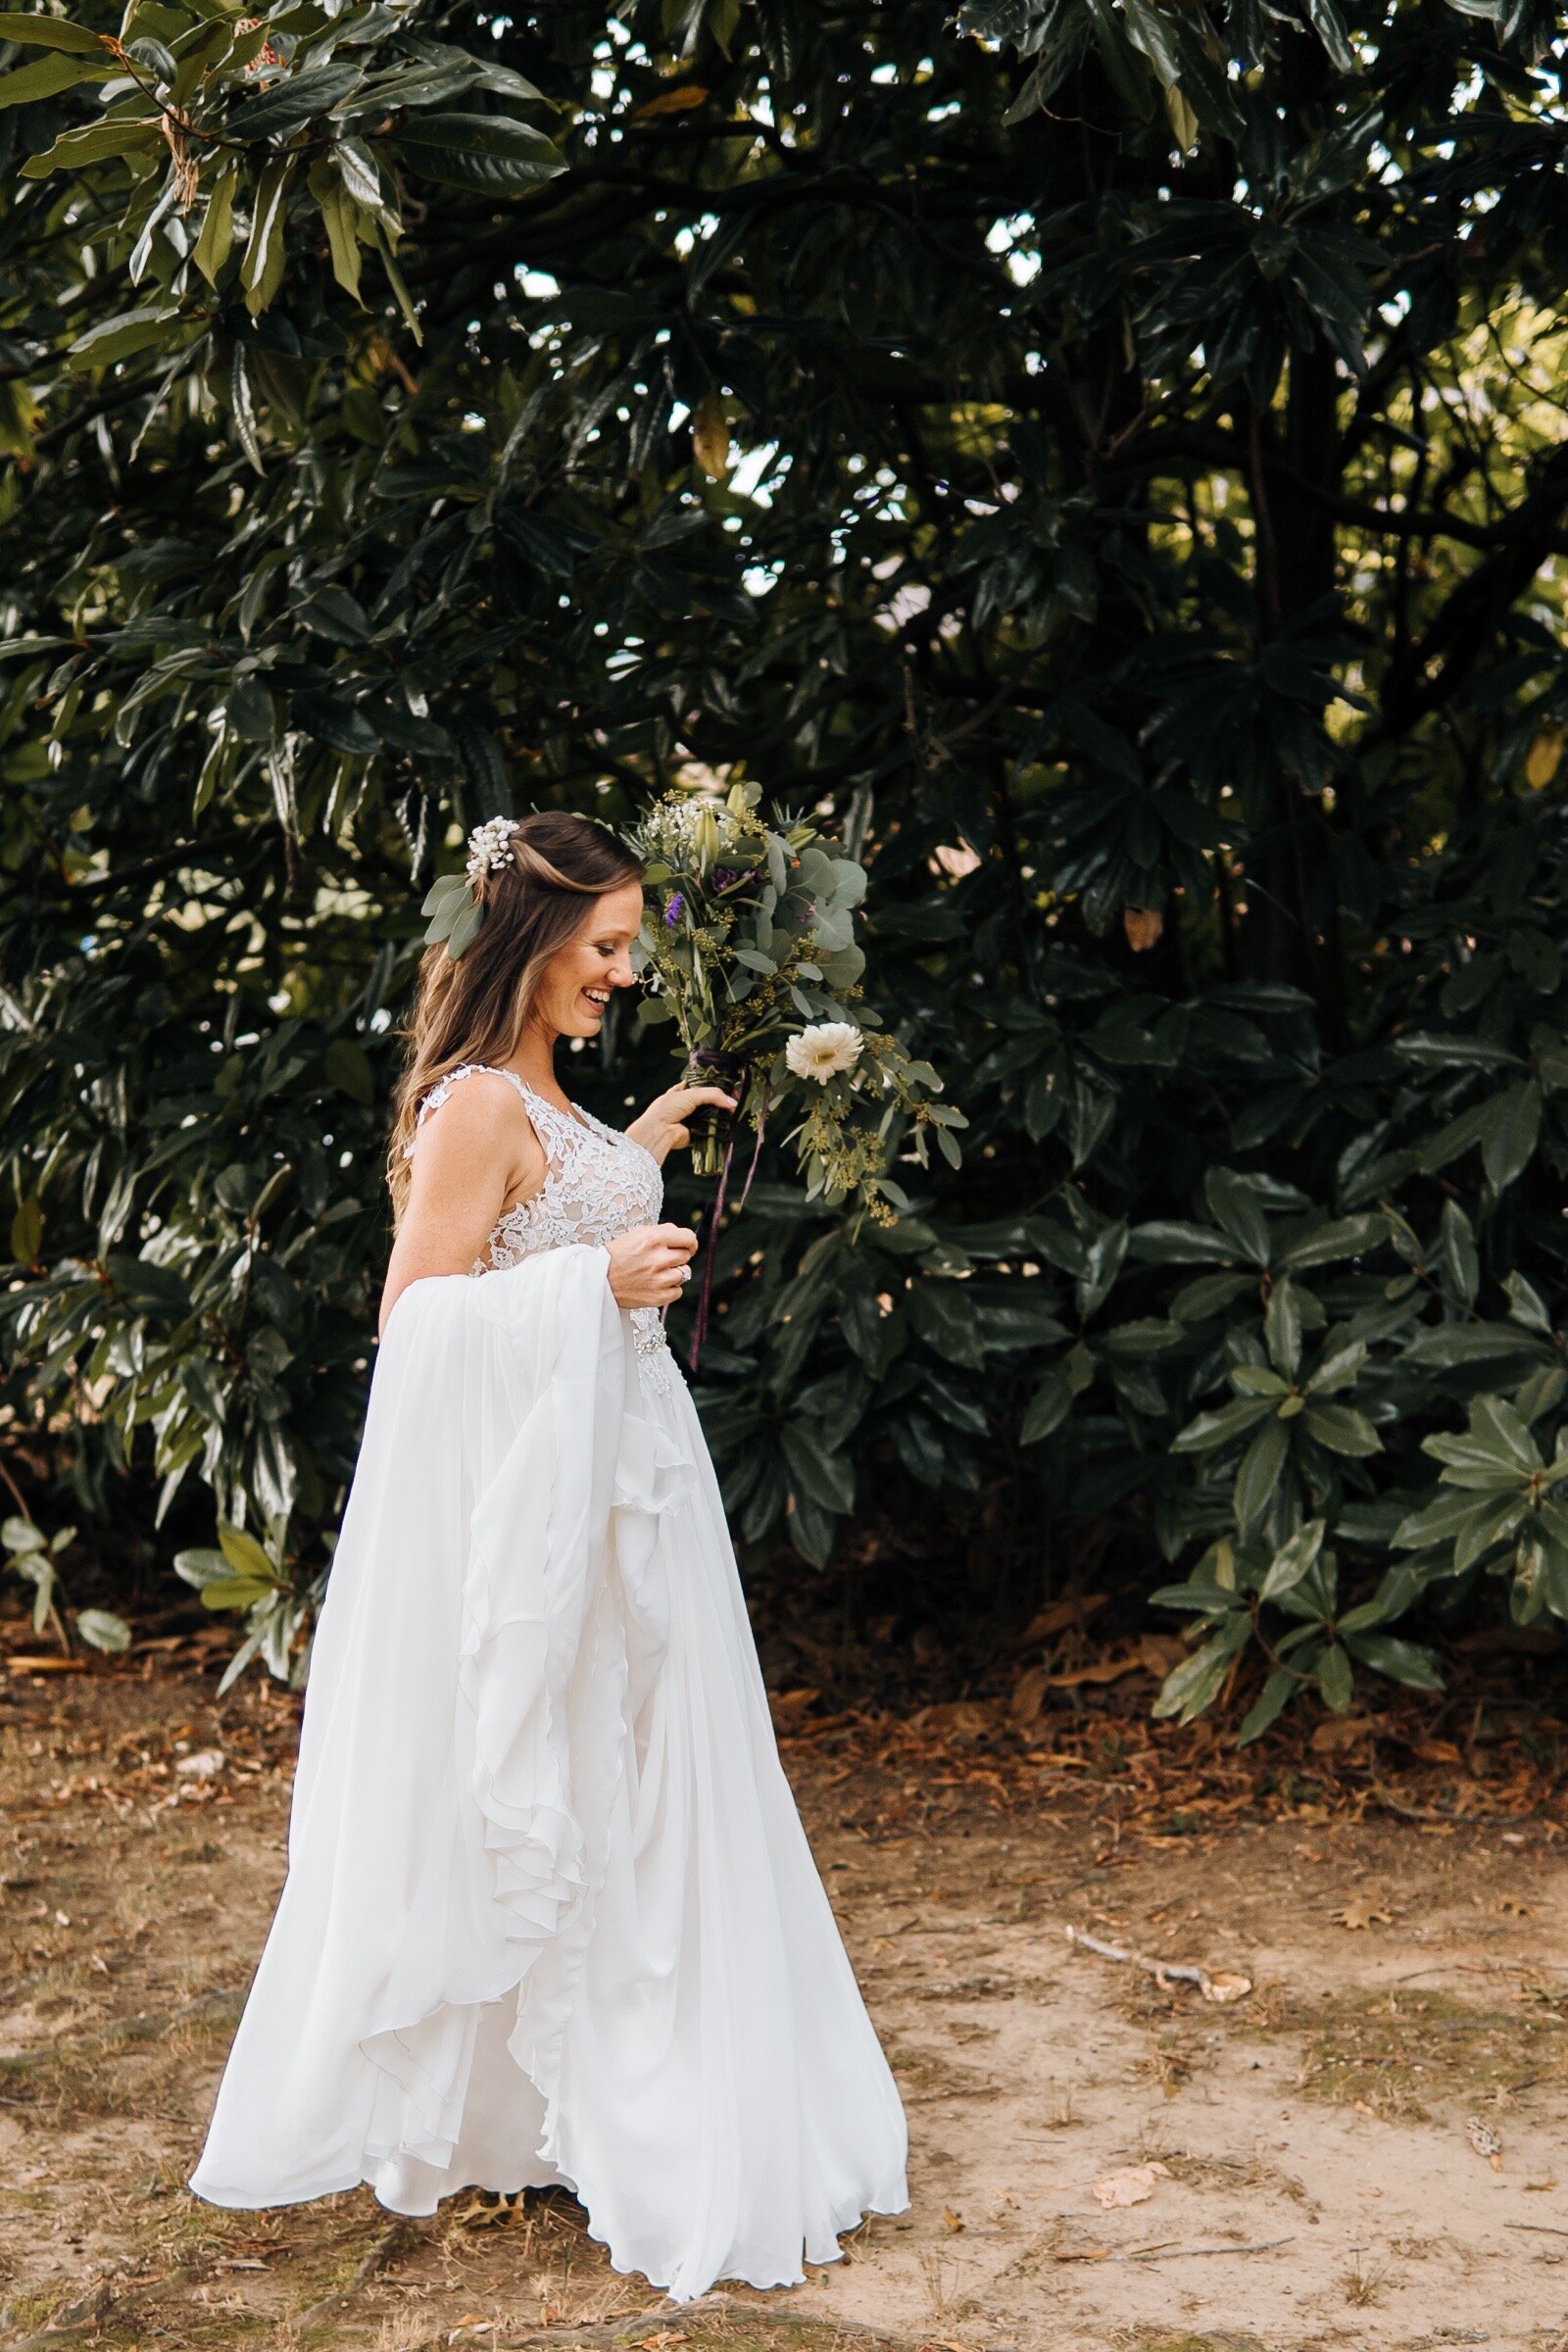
[188,809,909,2302]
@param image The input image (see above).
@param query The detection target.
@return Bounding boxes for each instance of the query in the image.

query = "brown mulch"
[3,1588,1565,1847]
[760,1584,1568,1843]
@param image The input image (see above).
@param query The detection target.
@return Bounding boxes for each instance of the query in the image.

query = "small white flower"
[466,815,517,885]
[644,794,741,861]
[786,1020,863,1085]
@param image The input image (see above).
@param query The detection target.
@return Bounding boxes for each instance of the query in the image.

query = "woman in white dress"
[188,810,909,2302]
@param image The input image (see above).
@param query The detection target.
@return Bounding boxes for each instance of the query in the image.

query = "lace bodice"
[406,1064,676,1393]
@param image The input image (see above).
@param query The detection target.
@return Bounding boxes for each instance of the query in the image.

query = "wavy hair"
[386,810,644,1222]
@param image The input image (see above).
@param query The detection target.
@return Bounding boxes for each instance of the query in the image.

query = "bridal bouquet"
[628,782,960,1215]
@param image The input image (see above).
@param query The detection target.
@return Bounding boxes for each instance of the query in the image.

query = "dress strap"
[405,1064,529,1159]
[513,1082,593,1142]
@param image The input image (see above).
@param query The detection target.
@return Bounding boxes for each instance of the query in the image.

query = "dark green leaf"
[1234,1414,1289,1535]
[1317,1643,1353,1712]
[233,60,366,142]
[1172,1396,1274,1453]
[1152,1614,1251,1723]
[394,111,564,193]
[1301,1400,1381,1457]
[1237,1668,1296,1745]
[1482,1080,1542,1192]
[780,1422,856,1514]
[0,11,107,53]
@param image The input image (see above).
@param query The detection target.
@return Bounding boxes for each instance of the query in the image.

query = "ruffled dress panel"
[188,1239,908,2301]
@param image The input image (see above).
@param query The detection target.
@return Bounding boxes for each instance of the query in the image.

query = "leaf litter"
[4,1592,1568,2347]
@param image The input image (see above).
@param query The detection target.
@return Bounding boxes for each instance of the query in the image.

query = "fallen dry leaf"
[1310,1714,1374,1756]
[906,1699,999,1740]
[631,83,709,118]
[1014,1592,1109,1647]
[1046,1648,1148,1690]
[770,1686,820,1719]
[1330,1898,1393,1931]
[1200,1969,1252,2005]
[1091,2161,1171,2209]
[942,2206,964,2232]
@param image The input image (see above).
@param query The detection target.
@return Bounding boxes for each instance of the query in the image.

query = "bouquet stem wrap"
[680,1048,747,1179]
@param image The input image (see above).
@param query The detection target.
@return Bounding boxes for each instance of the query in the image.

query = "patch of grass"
[95,2314,274,2352]
[1155,2149,1316,2211]
[1339,2247,1389,2306]
[0,2287,62,2332]
[0,1986,243,2120]
[608,2324,904,2352]
[1244,1986,1568,2119]
[1137,2335,1266,2352]
[1135,2034,1198,2095]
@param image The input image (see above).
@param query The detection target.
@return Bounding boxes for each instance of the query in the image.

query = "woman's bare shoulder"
[410,1070,543,1178]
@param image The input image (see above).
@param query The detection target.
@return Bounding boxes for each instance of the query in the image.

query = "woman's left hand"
[625,1084,739,1165]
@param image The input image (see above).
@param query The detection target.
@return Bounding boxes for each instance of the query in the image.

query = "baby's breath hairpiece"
[420,816,518,960]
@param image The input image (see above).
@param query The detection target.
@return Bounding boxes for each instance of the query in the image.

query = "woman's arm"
[379,1080,543,1338]
[381,1079,700,1335]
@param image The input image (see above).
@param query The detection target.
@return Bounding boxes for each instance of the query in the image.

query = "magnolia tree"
[3,0,1568,1734]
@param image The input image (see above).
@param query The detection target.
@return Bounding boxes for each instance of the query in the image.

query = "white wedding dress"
[188,1066,908,2301]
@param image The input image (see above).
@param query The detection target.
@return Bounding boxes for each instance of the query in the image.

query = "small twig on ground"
[6,2277,117,2349]
[1371,1785,1485,1826]
[1507,2221,1568,2239]
[1065,1924,1251,2004]
[1121,2233,1295,2262]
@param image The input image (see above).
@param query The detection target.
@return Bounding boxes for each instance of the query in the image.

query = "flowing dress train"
[188,1068,909,2301]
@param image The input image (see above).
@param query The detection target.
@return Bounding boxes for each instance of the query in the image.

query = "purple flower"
[663,893,685,926]
[713,866,741,890]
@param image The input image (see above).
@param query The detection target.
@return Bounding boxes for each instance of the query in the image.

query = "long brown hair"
[386,810,644,1221]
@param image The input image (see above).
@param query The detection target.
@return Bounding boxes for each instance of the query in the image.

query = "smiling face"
[529,878,645,1043]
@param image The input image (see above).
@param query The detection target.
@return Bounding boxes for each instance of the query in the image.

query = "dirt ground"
[3,1642,1568,2352]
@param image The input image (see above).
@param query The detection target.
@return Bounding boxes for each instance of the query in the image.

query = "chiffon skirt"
[188,1246,908,2301]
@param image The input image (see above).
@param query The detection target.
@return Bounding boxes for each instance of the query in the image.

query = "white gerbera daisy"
[786,1021,863,1085]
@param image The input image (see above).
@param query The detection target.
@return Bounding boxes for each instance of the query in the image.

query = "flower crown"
[420,817,520,960]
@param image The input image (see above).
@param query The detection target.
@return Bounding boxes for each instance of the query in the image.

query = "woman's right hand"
[606,1222,699,1309]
